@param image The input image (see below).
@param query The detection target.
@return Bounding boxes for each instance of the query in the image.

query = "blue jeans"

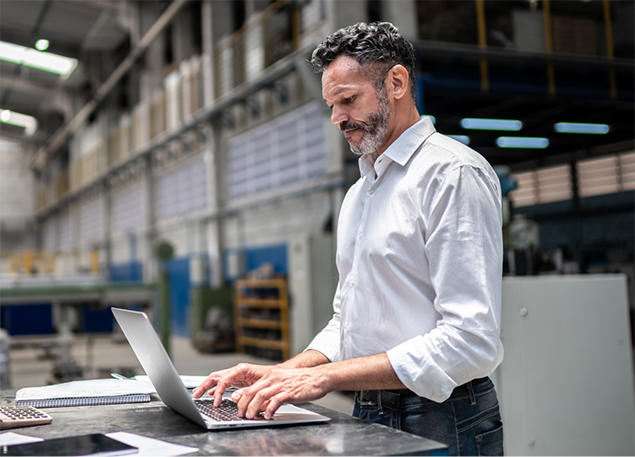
[353,378,504,456]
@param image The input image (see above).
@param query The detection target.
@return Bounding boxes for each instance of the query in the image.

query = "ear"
[386,65,410,101]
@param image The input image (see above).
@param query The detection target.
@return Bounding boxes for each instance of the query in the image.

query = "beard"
[340,87,391,157]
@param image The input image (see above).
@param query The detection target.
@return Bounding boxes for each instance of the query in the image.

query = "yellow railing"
[7,251,57,276]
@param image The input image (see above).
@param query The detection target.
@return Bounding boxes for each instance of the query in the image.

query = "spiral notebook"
[16,378,156,408]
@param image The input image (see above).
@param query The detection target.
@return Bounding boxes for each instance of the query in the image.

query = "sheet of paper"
[106,431,197,456]
[135,375,207,389]
[16,378,156,401]
[0,432,44,446]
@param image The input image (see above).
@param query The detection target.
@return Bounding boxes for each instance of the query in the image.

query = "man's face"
[322,56,391,156]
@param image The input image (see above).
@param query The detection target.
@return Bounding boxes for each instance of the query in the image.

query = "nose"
[330,105,348,126]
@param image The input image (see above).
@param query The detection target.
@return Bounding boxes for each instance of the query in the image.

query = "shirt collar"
[359,117,437,181]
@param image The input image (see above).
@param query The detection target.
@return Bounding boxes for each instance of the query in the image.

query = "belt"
[359,377,489,410]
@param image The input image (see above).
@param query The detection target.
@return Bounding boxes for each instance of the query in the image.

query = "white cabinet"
[496,275,634,455]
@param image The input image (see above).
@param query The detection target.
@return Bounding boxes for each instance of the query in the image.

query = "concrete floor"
[8,333,355,415]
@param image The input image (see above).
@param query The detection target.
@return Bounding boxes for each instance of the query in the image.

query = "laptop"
[112,308,331,430]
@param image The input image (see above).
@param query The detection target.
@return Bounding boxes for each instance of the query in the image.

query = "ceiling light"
[420,114,436,124]
[461,118,523,131]
[554,122,610,134]
[35,39,49,51]
[0,109,38,136]
[448,135,470,145]
[0,41,77,76]
[496,136,549,149]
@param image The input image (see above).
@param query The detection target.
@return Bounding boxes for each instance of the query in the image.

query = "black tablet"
[2,433,138,456]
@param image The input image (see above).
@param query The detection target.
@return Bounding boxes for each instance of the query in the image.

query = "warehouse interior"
[0,0,633,455]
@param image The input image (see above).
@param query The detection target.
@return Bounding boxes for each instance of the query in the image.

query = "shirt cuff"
[305,331,340,362]
[386,335,458,403]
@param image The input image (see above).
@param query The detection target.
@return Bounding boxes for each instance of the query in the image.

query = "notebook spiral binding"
[17,393,151,408]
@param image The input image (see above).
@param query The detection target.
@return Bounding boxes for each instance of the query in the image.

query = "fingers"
[236,383,287,420]
[237,385,271,419]
[264,394,285,420]
[192,374,220,399]
[212,376,234,407]
[230,389,243,402]
[196,365,260,406]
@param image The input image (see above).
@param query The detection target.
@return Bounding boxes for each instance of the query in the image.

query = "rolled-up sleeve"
[387,165,504,402]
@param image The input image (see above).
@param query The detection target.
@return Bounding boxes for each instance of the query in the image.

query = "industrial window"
[577,155,619,197]
[621,152,635,191]
[510,164,572,207]
[577,151,635,197]
[155,156,208,221]
[79,199,104,245]
[112,183,145,234]
[228,102,326,200]
[509,170,537,207]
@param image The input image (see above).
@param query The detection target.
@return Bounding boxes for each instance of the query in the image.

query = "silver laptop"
[112,307,331,430]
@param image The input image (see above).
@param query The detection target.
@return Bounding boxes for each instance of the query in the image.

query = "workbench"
[0,390,448,456]
[0,277,155,366]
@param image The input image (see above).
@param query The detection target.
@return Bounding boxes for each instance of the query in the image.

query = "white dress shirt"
[306,117,504,403]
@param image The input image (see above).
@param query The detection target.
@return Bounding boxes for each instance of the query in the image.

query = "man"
[194,22,504,456]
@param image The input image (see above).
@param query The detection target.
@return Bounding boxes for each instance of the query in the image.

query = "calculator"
[0,405,53,429]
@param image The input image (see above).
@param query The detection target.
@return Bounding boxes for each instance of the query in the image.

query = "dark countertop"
[1,391,448,456]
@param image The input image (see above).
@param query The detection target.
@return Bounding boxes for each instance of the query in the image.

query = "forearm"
[316,352,406,392]
[278,349,331,369]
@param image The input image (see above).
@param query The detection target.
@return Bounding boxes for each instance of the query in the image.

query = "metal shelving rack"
[233,278,290,361]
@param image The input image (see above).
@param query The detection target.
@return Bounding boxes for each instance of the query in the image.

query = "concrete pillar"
[211,0,234,43]
[102,186,112,279]
[139,2,166,101]
[209,117,225,287]
[382,0,418,41]
[202,0,215,107]
[142,156,156,283]
[172,4,198,65]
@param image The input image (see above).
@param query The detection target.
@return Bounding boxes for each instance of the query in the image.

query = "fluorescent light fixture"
[35,39,49,51]
[420,114,436,124]
[497,136,549,149]
[0,109,38,136]
[554,122,610,134]
[461,118,522,131]
[448,135,470,145]
[0,40,77,76]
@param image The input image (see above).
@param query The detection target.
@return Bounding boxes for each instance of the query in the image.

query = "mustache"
[340,120,370,132]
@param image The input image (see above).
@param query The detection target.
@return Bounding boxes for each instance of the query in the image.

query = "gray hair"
[309,22,416,100]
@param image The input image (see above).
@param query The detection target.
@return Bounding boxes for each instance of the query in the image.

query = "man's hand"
[231,366,329,420]
[192,363,272,407]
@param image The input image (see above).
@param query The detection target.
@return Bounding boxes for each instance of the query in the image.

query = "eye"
[344,96,354,103]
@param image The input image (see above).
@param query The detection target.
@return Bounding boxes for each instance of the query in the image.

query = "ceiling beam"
[0,75,57,99]
[31,0,190,172]
[70,0,121,12]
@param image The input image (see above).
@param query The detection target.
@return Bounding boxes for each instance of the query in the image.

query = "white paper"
[0,432,44,446]
[134,375,207,389]
[16,379,156,401]
[106,432,197,456]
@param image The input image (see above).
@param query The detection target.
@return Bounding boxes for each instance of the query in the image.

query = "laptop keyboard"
[195,399,265,421]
